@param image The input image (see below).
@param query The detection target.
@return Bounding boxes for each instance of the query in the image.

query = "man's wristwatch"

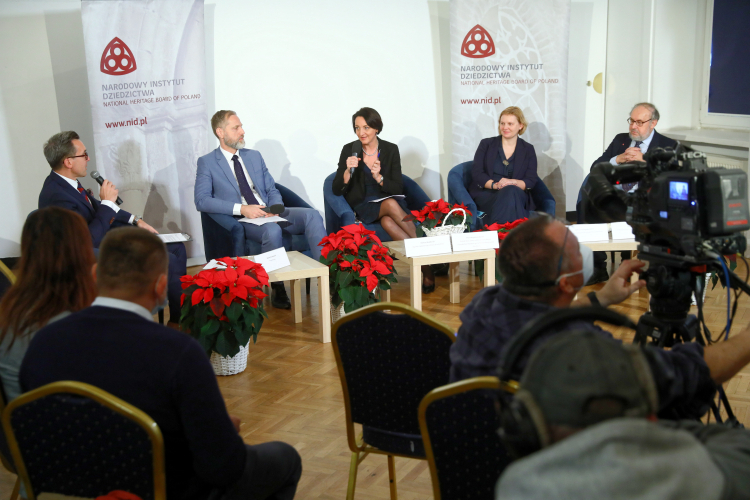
[132,215,142,226]
[587,291,602,307]
[378,176,384,186]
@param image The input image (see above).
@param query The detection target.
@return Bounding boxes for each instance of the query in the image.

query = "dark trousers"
[212,442,302,500]
[167,242,188,322]
[594,250,632,269]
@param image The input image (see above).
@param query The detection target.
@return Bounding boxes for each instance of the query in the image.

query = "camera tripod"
[634,251,745,427]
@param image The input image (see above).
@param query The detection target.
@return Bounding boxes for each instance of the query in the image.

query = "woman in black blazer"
[469,106,538,225]
[332,107,435,292]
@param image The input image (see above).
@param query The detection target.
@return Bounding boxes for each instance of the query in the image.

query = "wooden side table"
[250,251,331,343]
[383,240,496,311]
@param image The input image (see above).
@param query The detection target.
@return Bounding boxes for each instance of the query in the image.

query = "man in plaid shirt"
[450,215,750,418]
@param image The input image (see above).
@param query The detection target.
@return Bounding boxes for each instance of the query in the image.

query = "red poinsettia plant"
[319,224,397,313]
[477,218,529,250]
[179,257,269,358]
[403,199,473,236]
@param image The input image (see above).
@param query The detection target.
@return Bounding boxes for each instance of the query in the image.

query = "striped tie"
[77,181,92,205]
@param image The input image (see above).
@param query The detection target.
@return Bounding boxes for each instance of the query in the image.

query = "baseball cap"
[519,330,659,428]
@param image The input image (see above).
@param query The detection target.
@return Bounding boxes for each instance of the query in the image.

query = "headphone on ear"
[496,307,639,458]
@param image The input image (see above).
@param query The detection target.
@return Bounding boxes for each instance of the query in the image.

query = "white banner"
[81,0,206,258]
[450,0,570,217]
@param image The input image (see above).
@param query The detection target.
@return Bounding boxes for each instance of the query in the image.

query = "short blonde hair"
[498,106,528,136]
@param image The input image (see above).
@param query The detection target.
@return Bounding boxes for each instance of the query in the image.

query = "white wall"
[604,0,705,142]
[209,0,450,212]
[0,0,712,256]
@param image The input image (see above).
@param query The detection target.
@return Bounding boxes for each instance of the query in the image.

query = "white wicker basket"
[210,343,249,376]
[421,208,468,237]
[331,302,346,325]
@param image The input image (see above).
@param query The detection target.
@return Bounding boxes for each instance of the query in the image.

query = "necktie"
[77,181,92,205]
[231,155,260,205]
[621,141,644,192]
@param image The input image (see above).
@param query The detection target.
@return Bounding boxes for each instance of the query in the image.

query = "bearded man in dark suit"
[584,102,677,284]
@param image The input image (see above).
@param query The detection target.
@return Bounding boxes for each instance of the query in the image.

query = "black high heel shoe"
[422,280,435,294]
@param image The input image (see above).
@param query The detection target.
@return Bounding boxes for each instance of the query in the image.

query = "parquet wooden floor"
[2,258,749,498]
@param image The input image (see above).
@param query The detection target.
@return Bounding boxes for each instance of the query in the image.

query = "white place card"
[203,259,227,270]
[404,235,453,258]
[451,231,499,252]
[250,247,291,273]
[610,221,636,240]
[569,223,610,243]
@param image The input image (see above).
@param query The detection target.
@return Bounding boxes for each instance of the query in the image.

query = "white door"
[566,0,608,214]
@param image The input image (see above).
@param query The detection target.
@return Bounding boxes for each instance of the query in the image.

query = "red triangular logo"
[460,25,496,59]
[100,37,137,75]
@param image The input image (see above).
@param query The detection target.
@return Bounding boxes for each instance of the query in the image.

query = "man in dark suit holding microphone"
[37,131,187,325]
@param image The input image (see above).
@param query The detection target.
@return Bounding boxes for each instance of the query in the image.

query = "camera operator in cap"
[496,330,750,500]
[582,102,678,285]
[450,214,750,418]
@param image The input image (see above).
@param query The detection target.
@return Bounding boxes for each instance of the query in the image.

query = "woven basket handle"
[440,208,466,228]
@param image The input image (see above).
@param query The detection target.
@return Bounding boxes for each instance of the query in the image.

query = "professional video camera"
[582,146,750,339]
[581,146,750,425]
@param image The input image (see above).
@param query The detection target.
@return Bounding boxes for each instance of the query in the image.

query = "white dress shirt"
[219,147,266,216]
[92,296,154,322]
[54,171,134,223]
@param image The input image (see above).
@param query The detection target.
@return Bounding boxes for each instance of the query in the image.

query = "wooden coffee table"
[383,240,496,311]
[247,251,331,343]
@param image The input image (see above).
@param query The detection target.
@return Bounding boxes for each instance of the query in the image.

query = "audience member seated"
[195,109,326,309]
[496,331,750,499]
[0,207,96,403]
[449,215,750,418]
[470,106,538,225]
[20,227,302,500]
[332,107,436,293]
[38,131,187,325]
[582,102,678,285]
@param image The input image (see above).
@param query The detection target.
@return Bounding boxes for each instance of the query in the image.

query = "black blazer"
[333,138,404,208]
[469,136,538,199]
[38,171,132,247]
[590,130,677,170]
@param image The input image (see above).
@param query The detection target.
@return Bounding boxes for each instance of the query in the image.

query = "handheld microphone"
[90,171,123,205]
[350,140,362,177]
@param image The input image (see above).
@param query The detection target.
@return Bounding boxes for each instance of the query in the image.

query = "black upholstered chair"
[332,302,456,500]
[200,183,315,261]
[419,376,513,500]
[2,381,166,500]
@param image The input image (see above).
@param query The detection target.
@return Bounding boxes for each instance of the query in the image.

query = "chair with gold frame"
[0,260,15,299]
[0,382,20,500]
[418,376,519,500]
[2,381,166,500]
[332,302,456,500]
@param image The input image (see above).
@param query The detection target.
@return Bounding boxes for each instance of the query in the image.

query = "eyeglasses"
[626,118,653,127]
[68,151,89,160]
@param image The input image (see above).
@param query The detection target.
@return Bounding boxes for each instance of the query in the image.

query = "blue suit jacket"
[38,171,132,247]
[194,147,283,215]
[590,130,677,170]
[469,136,538,198]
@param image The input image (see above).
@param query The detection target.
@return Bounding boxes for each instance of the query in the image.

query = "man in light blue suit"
[195,110,326,309]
